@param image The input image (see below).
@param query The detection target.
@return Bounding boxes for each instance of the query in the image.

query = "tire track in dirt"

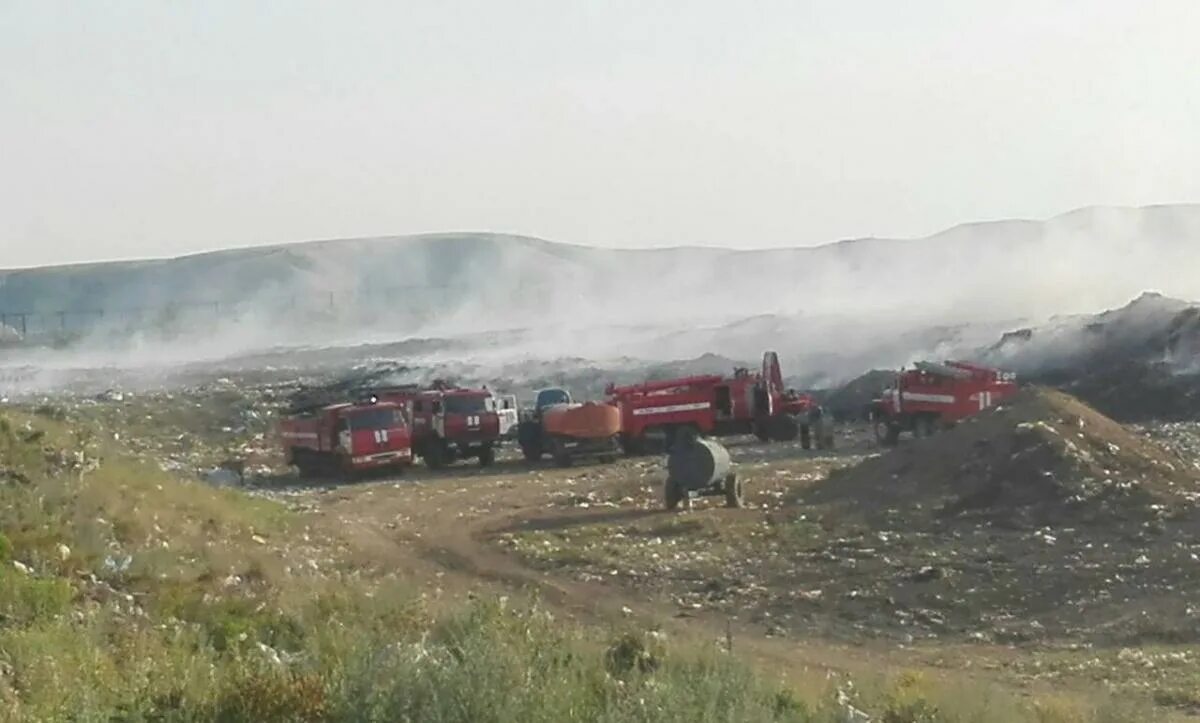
[303,452,1124,707]
[316,471,995,693]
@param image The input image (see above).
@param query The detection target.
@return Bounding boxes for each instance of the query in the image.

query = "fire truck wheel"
[874,419,901,447]
[423,442,447,470]
[621,435,643,456]
[291,449,314,478]
[660,427,678,453]
[768,414,799,443]
[753,421,770,442]
[723,473,743,509]
[915,415,936,439]
[664,478,684,511]
[478,444,496,467]
[521,442,543,462]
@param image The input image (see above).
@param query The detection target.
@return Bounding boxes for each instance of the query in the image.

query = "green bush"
[163,593,306,654]
[881,672,946,723]
[0,568,74,625]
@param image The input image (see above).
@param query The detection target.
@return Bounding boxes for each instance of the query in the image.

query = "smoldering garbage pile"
[982,292,1200,421]
[810,387,1200,528]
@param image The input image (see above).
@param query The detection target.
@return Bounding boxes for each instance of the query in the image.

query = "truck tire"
[664,477,684,511]
[668,425,700,452]
[723,472,743,509]
[338,454,359,482]
[915,415,936,439]
[753,420,770,442]
[423,441,447,470]
[770,414,800,443]
[551,437,572,467]
[819,429,835,450]
[292,448,318,479]
[622,434,644,457]
[521,441,543,462]
[874,419,901,447]
[478,443,496,468]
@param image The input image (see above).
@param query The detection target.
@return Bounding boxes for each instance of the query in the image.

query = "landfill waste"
[203,467,242,487]
[808,387,1200,526]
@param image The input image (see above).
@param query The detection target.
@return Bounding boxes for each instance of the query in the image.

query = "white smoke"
[3,204,1200,396]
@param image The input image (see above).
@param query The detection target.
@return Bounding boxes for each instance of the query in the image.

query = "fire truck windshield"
[443,395,489,415]
[348,408,401,430]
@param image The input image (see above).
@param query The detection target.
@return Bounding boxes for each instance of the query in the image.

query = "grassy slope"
[0,409,1159,722]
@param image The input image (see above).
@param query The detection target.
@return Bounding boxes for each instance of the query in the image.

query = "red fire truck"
[372,382,502,469]
[870,361,1018,446]
[279,399,413,478]
[606,351,823,453]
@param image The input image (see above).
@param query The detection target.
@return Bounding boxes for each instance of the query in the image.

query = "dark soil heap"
[810,387,1199,528]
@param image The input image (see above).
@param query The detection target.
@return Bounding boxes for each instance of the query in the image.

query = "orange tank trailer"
[542,401,622,440]
[517,389,623,466]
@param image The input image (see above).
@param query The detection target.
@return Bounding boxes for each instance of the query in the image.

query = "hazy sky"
[2,1,1198,268]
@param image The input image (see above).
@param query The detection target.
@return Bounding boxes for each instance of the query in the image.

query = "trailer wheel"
[664,477,684,511]
[723,473,743,509]
[601,436,620,464]
[478,443,496,468]
[551,437,572,468]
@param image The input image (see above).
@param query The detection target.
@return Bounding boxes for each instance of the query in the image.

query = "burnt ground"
[30,384,1200,716]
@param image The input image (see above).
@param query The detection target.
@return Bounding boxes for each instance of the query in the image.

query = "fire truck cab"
[376,382,502,469]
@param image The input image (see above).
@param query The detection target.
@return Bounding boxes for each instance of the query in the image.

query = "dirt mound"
[810,387,1200,527]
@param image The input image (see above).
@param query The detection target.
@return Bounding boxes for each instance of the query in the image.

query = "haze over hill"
[2,203,1199,392]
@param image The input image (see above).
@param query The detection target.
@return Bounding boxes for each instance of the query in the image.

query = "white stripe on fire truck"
[631,402,712,416]
[280,431,320,440]
[899,393,956,404]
